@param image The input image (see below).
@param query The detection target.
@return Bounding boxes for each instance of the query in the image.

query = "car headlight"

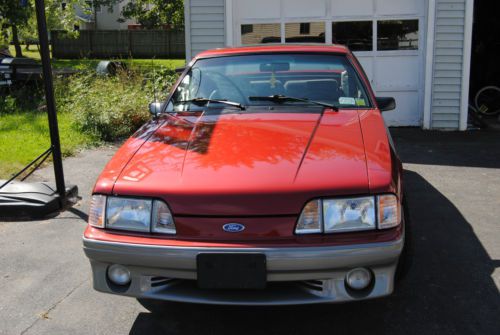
[88,195,176,234]
[295,194,400,235]
[106,197,152,232]
[323,196,376,233]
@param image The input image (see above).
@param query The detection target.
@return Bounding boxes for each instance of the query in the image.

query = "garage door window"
[285,22,325,43]
[241,24,281,45]
[377,20,419,51]
[332,21,373,51]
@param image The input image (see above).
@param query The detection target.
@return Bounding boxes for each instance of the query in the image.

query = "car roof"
[195,44,350,59]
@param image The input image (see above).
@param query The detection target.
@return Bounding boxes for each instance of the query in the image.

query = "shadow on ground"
[390,128,500,168]
[128,168,499,335]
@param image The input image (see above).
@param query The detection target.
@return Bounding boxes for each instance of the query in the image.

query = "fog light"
[346,268,372,290]
[107,264,131,286]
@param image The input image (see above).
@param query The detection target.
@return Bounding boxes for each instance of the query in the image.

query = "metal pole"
[34,0,66,206]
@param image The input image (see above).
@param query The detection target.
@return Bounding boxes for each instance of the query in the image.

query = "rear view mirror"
[259,62,290,72]
[149,101,164,116]
[376,97,396,112]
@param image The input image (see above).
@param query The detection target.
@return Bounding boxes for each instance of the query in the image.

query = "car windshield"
[166,53,372,112]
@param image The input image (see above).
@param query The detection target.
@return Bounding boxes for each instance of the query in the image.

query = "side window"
[169,69,201,111]
[285,22,325,43]
[377,20,419,51]
[241,23,281,44]
[173,69,200,102]
[332,21,373,52]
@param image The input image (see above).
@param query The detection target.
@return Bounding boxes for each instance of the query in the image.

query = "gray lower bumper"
[83,237,403,305]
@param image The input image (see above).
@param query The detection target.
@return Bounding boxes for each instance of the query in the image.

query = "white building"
[184,0,475,130]
[75,1,137,30]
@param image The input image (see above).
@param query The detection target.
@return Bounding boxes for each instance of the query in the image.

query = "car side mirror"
[149,101,164,117]
[376,97,396,112]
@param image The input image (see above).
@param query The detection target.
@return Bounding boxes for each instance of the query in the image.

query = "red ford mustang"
[83,45,408,307]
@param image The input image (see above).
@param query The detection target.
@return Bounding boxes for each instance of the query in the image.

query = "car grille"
[298,280,325,292]
[146,275,327,295]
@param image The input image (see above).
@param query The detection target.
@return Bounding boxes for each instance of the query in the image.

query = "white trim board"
[460,0,474,131]
[184,0,192,61]
[225,0,233,46]
[423,0,436,130]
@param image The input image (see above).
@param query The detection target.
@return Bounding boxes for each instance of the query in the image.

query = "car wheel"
[136,298,178,314]
[395,195,413,282]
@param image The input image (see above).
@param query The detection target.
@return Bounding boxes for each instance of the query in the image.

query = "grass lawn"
[2,45,183,179]
[7,45,42,60]
[8,45,185,70]
[0,111,98,179]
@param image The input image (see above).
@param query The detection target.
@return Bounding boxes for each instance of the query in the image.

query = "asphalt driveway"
[0,129,499,335]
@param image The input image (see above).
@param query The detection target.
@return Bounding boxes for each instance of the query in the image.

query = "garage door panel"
[285,0,327,18]
[380,91,421,126]
[355,56,374,82]
[376,0,424,16]
[236,0,281,19]
[374,56,420,91]
[331,0,374,17]
[232,0,425,127]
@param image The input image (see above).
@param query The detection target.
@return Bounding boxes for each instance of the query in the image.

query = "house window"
[299,23,310,35]
[332,21,373,51]
[285,22,325,43]
[377,20,419,51]
[241,23,281,45]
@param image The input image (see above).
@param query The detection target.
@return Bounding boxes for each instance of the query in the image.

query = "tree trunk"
[11,25,23,57]
[94,4,98,30]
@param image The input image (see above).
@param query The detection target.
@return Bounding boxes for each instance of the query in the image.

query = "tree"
[0,0,34,57]
[11,1,118,55]
[119,0,184,30]
[1,0,93,56]
[18,1,77,52]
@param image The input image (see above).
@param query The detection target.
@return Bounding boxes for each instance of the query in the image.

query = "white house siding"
[96,3,136,30]
[184,0,474,130]
[75,2,137,30]
[185,0,226,60]
[430,0,467,129]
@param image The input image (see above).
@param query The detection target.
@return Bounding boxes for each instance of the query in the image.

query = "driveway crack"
[20,278,88,335]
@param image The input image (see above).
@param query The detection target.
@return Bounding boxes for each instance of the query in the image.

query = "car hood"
[96,109,393,215]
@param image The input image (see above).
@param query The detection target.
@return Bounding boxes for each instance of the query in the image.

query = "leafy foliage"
[0,59,180,177]
[119,0,184,29]
[1,0,184,56]
[57,66,177,141]
[0,0,33,55]
[1,1,119,55]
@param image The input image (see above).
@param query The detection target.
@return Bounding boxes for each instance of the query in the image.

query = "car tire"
[395,195,412,283]
[136,298,179,314]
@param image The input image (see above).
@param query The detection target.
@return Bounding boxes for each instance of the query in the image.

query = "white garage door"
[228,0,427,126]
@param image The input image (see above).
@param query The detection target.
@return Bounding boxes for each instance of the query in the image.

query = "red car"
[83,45,408,307]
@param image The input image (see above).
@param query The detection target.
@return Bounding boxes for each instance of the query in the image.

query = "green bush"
[0,83,44,114]
[56,68,176,141]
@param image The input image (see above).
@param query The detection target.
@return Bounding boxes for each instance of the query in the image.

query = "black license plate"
[197,253,267,290]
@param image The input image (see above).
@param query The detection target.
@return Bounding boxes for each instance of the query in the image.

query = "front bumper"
[83,236,403,305]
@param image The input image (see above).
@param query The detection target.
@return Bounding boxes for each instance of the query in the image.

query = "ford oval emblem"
[223,223,245,233]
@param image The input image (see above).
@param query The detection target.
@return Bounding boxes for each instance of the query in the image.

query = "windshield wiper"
[249,95,338,111]
[178,97,246,110]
